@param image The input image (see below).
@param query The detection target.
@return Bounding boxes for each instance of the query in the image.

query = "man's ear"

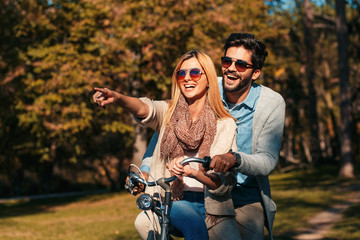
[252,69,261,80]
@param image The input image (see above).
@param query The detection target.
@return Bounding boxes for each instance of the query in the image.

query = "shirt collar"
[218,77,259,110]
[242,82,260,109]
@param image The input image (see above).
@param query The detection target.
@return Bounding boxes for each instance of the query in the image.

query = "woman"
[93,50,240,240]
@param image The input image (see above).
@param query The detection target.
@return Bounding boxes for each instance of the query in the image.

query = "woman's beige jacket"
[135,97,238,215]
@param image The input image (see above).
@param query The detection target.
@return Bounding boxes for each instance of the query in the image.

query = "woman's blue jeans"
[169,191,209,240]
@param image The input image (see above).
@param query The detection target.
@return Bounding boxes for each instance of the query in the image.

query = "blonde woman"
[93,50,241,240]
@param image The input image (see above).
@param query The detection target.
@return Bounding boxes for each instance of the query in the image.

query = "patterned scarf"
[160,94,217,199]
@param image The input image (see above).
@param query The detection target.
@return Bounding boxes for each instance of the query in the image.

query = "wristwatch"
[228,150,241,168]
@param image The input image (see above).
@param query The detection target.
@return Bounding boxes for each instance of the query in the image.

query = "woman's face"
[177,58,208,104]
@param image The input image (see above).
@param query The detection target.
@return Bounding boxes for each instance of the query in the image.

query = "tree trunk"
[303,0,321,164]
[335,0,354,178]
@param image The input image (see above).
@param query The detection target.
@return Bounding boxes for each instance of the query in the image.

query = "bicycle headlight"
[136,194,154,210]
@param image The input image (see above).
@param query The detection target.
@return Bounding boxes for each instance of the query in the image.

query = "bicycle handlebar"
[180,156,212,169]
[125,156,212,193]
[128,172,177,187]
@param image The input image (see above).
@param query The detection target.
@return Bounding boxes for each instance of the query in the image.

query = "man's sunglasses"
[221,57,254,72]
[176,68,204,82]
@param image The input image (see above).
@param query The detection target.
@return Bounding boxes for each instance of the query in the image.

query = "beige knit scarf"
[160,94,217,199]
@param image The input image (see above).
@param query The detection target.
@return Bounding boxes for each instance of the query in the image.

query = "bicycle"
[125,157,211,240]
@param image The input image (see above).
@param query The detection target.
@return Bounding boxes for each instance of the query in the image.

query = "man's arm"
[236,98,285,176]
[140,133,158,173]
[211,91,285,175]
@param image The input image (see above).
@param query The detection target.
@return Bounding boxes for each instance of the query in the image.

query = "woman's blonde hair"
[164,50,235,125]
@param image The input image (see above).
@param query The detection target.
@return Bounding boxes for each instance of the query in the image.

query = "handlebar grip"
[202,156,212,169]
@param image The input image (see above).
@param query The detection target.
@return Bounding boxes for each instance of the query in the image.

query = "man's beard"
[222,70,252,93]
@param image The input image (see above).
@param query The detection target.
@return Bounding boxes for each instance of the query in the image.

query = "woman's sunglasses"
[221,57,254,72]
[176,68,204,82]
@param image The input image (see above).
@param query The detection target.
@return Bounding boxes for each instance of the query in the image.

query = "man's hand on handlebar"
[126,171,149,195]
[209,152,236,174]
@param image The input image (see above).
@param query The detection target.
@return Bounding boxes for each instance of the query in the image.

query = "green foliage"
[0,0,359,195]
[0,0,281,195]
[0,0,135,195]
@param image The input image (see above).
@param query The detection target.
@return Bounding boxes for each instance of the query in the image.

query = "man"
[135,33,285,240]
[208,33,285,240]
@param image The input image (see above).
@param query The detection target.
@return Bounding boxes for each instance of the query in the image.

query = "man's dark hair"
[223,33,268,70]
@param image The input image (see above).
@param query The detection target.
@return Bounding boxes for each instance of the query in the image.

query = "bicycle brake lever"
[125,172,145,194]
[124,178,135,194]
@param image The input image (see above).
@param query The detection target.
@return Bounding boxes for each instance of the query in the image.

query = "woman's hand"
[92,87,149,118]
[93,87,117,107]
[125,171,149,196]
[166,157,185,178]
[167,157,204,178]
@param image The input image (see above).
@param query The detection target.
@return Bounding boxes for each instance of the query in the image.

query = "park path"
[291,185,360,240]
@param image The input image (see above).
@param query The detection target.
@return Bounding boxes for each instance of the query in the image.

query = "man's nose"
[227,61,237,71]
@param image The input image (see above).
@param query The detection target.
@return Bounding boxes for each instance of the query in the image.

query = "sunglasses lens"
[235,61,247,72]
[221,57,232,68]
[176,70,186,81]
[190,68,202,80]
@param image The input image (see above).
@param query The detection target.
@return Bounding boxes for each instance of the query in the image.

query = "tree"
[2,0,357,195]
[335,0,354,178]
[263,0,359,173]
[1,0,283,194]
[303,0,321,165]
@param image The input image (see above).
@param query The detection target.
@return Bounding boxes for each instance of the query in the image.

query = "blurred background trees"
[0,0,358,196]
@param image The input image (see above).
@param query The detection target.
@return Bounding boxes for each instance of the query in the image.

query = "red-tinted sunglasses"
[221,57,254,72]
[176,68,204,82]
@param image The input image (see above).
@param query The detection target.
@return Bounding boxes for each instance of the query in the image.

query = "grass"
[0,166,359,240]
[0,192,140,240]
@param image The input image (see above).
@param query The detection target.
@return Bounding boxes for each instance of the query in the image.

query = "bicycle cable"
[129,164,164,209]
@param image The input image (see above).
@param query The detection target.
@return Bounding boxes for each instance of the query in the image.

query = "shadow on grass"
[0,190,111,219]
[271,165,353,190]
[270,234,339,240]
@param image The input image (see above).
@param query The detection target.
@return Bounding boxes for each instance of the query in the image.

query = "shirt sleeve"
[140,133,158,173]
[133,97,168,132]
[235,90,285,176]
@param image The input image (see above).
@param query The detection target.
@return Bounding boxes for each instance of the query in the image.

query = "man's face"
[222,46,258,93]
